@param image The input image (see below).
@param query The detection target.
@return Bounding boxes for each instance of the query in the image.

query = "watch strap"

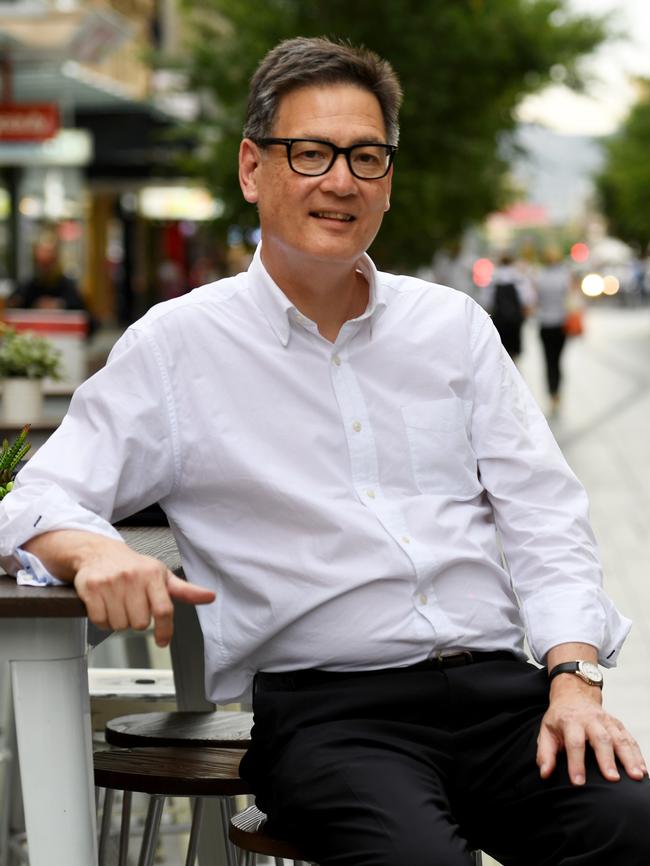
[548,660,603,687]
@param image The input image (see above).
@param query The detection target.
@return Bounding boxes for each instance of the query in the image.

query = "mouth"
[309,210,356,222]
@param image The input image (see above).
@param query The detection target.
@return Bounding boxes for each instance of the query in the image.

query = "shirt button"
[366,489,376,499]
[352,421,362,432]
[402,535,411,544]
[419,594,428,605]
[332,355,341,366]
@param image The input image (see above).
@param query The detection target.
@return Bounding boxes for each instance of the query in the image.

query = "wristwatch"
[548,660,603,688]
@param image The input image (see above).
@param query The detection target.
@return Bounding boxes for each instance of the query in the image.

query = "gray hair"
[243,36,402,145]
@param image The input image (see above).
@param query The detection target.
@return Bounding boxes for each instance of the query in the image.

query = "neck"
[261,248,369,342]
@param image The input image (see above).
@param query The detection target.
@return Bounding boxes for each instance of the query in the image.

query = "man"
[1,37,649,865]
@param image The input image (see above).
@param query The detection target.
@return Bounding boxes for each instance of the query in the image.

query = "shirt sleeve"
[468,309,631,667]
[10,547,67,586]
[0,326,179,573]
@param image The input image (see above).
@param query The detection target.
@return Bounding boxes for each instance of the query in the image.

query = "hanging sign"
[0,104,60,142]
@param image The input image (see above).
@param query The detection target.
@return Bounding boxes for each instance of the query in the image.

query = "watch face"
[578,661,603,684]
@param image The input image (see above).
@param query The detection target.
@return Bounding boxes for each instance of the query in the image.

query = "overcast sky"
[517,0,650,135]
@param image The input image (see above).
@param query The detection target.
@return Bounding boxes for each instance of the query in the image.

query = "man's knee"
[556,774,650,863]
[589,775,650,853]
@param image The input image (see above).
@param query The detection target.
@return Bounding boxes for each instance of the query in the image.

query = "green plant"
[0,324,62,379]
[0,424,31,500]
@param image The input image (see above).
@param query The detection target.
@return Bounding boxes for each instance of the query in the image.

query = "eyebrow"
[299,134,388,146]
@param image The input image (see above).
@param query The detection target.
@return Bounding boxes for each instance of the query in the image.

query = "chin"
[301,231,368,262]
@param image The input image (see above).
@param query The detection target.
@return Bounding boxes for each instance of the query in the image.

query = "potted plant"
[0,424,31,500]
[0,323,62,423]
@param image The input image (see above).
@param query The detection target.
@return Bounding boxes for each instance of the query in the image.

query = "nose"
[319,153,357,195]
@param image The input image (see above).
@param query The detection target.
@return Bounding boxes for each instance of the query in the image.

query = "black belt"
[408,649,517,670]
[255,650,518,693]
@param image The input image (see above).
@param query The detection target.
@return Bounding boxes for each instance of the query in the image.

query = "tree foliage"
[597,81,650,251]
[178,0,609,271]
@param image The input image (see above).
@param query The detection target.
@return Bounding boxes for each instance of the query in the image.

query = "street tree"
[597,81,650,252]
[178,0,609,271]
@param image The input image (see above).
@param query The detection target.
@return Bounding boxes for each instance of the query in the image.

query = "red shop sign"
[0,104,60,142]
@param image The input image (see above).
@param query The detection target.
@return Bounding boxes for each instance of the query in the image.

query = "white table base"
[1,618,96,866]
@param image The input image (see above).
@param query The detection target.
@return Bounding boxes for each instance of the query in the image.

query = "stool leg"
[184,798,205,866]
[137,795,165,866]
[118,790,133,866]
[0,748,13,866]
[97,788,115,866]
[219,798,239,866]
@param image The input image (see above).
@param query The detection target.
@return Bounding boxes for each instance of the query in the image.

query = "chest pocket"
[401,398,482,498]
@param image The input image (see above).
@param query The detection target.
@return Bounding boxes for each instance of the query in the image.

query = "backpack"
[492,281,524,326]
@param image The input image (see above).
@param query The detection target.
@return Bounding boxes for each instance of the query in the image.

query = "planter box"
[2,309,88,394]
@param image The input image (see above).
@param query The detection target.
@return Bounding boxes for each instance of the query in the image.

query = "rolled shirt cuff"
[523,586,632,668]
[15,547,67,587]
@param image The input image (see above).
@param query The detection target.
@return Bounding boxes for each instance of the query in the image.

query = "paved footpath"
[482,304,650,866]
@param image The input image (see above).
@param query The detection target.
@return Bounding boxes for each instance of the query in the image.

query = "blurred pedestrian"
[9,241,87,313]
[533,246,574,413]
[483,252,534,360]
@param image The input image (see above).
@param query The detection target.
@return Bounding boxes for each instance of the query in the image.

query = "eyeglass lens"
[289,141,391,178]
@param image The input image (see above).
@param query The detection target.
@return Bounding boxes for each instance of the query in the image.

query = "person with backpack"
[484,252,534,359]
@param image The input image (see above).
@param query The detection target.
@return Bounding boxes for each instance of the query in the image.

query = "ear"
[383,166,393,212]
[239,139,261,204]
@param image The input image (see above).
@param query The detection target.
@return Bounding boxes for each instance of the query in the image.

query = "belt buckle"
[429,650,473,669]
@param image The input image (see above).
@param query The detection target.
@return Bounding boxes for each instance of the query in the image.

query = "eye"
[351,147,383,167]
[292,143,330,163]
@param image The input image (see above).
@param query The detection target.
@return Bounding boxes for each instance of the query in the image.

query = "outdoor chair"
[229,804,484,866]
[94,745,247,866]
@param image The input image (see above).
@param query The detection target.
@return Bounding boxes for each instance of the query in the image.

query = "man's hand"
[537,664,647,786]
[24,530,215,648]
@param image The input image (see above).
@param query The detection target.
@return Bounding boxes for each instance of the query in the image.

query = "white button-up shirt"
[0,246,630,701]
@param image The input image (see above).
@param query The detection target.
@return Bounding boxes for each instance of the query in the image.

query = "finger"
[536,724,558,779]
[146,573,175,648]
[123,584,154,632]
[609,723,647,781]
[588,721,620,782]
[563,723,587,785]
[77,584,110,631]
[101,587,130,632]
[167,575,216,605]
[79,571,130,632]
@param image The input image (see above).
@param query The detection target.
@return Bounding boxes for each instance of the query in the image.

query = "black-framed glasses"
[252,137,397,179]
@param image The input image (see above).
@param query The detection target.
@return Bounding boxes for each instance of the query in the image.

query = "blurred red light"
[472,258,494,288]
[570,242,589,263]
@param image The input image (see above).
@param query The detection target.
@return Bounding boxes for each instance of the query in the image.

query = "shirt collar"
[247,243,388,347]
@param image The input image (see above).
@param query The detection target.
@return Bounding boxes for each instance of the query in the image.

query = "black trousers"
[539,325,567,397]
[239,657,650,866]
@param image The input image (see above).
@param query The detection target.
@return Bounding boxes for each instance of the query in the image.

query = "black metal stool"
[94,745,247,866]
[230,804,315,865]
[229,804,484,866]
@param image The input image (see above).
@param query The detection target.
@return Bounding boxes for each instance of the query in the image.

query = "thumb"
[167,574,216,605]
[536,724,558,779]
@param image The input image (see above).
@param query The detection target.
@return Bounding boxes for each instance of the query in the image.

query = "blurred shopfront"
[0,0,214,328]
